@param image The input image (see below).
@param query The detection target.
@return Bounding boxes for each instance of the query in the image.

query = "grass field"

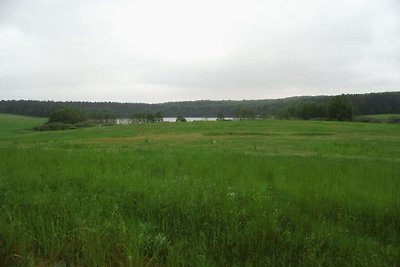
[0,113,399,266]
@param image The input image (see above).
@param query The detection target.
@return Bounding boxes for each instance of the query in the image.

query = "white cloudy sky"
[0,0,399,103]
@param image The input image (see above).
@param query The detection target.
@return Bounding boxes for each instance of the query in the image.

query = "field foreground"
[0,114,399,266]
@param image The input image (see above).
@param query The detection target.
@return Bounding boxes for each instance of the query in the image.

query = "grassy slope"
[0,114,46,138]
[0,114,399,266]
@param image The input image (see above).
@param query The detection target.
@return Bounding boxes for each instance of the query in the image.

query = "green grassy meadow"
[0,113,399,266]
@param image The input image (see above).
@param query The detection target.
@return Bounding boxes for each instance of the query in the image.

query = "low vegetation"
[354,114,400,124]
[34,108,95,131]
[0,113,399,266]
[175,115,187,122]
[129,112,163,123]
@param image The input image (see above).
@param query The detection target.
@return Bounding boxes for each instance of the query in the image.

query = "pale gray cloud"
[0,0,399,102]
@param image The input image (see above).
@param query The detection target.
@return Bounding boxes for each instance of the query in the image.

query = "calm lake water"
[116,117,234,124]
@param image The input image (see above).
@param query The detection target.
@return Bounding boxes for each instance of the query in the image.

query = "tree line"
[1,91,399,119]
[278,95,355,121]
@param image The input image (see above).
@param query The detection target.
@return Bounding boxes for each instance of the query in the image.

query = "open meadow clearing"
[0,114,399,266]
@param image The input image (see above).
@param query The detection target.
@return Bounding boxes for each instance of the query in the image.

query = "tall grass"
[0,114,399,266]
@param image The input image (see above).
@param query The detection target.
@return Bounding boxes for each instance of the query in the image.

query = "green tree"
[234,108,255,120]
[48,108,86,124]
[154,111,163,122]
[299,103,328,120]
[176,115,187,122]
[328,95,354,121]
[217,112,225,121]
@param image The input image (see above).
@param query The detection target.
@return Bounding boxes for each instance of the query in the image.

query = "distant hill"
[1,92,399,118]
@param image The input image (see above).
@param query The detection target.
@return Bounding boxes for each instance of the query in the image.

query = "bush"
[353,117,383,123]
[34,108,94,131]
[176,115,187,122]
[34,122,76,131]
[387,116,400,123]
[34,121,96,131]
[49,108,87,124]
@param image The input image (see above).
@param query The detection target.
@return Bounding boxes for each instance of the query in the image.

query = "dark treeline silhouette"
[49,108,87,124]
[1,92,399,119]
[350,92,400,114]
[129,112,163,123]
[89,112,117,125]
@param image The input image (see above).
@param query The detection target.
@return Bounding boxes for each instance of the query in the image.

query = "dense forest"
[0,91,399,119]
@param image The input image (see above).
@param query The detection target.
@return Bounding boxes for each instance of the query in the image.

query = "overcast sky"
[1,0,399,103]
